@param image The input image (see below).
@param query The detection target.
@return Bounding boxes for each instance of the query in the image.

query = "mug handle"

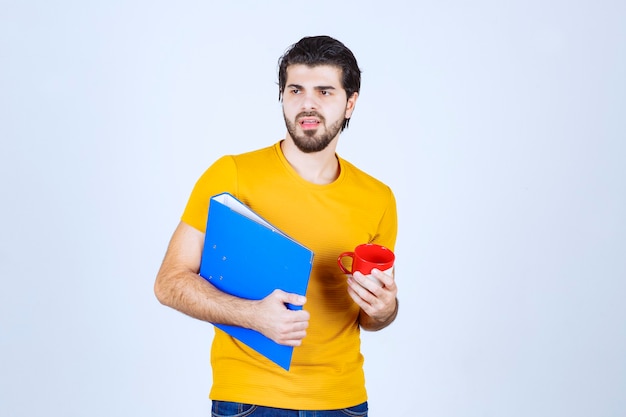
[337,252,354,274]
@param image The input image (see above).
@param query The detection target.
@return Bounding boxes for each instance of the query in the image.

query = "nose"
[300,91,318,111]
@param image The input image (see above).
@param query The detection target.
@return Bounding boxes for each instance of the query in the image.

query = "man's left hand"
[347,268,398,330]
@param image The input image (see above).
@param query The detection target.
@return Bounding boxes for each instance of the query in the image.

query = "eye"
[291,88,300,94]
[320,90,330,96]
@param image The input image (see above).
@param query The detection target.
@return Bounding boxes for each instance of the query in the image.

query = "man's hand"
[250,289,310,346]
[347,268,398,331]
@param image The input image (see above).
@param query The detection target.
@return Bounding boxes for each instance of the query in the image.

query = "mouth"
[298,117,320,130]
[299,117,321,130]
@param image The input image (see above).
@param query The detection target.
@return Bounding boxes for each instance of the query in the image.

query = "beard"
[284,111,344,153]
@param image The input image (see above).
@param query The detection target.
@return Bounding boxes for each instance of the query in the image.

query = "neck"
[280,136,340,185]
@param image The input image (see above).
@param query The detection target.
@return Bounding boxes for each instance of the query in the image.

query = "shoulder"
[231,143,277,163]
[227,143,287,181]
[196,144,277,179]
[339,157,394,197]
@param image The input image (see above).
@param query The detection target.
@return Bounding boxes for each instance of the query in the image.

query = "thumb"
[273,289,306,307]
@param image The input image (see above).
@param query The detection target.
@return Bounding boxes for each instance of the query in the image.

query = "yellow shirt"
[182,142,397,410]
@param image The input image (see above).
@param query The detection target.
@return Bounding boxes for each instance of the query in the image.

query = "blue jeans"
[211,401,368,417]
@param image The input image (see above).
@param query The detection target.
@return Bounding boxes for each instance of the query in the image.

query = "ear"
[345,92,359,118]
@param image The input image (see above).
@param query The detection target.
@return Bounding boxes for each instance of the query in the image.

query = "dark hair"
[278,36,361,130]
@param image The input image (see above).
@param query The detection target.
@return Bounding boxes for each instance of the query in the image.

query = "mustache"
[296,111,325,121]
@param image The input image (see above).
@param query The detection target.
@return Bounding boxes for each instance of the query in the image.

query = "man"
[155,35,398,416]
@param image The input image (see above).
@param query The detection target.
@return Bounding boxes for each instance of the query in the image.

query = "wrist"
[381,297,399,324]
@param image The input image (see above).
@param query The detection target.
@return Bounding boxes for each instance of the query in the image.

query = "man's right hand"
[155,222,310,347]
[250,289,310,346]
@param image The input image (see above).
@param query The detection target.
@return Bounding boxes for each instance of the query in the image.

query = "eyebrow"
[287,84,337,91]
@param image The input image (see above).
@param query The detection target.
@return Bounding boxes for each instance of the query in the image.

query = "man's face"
[282,64,357,153]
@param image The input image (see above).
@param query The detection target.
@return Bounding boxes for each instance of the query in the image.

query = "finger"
[347,275,377,306]
[273,289,306,307]
[287,309,311,324]
[347,283,377,316]
[277,327,308,346]
[370,268,395,288]
[349,274,396,312]
[280,334,306,346]
[352,271,382,294]
[288,293,307,307]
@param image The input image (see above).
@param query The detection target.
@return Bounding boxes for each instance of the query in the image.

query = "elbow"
[153,273,171,306]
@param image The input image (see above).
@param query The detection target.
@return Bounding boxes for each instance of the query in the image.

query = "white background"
[1,1,625,416]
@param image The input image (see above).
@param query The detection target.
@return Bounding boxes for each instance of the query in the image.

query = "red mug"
[337,244,395,277]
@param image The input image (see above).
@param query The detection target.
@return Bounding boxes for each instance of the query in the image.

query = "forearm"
[154,263,258,329]
[359,297,399,331]
[155,221,309,346]
[153,221,257,328]
[155,266,309,346]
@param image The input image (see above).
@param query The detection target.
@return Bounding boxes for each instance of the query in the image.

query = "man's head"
[278,36,361,132]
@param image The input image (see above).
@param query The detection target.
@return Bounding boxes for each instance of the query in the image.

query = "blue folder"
[199,192,314,370]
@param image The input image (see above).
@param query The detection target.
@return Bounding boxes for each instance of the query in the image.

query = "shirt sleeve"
[373,186,398,251]
[181,155,238,232]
